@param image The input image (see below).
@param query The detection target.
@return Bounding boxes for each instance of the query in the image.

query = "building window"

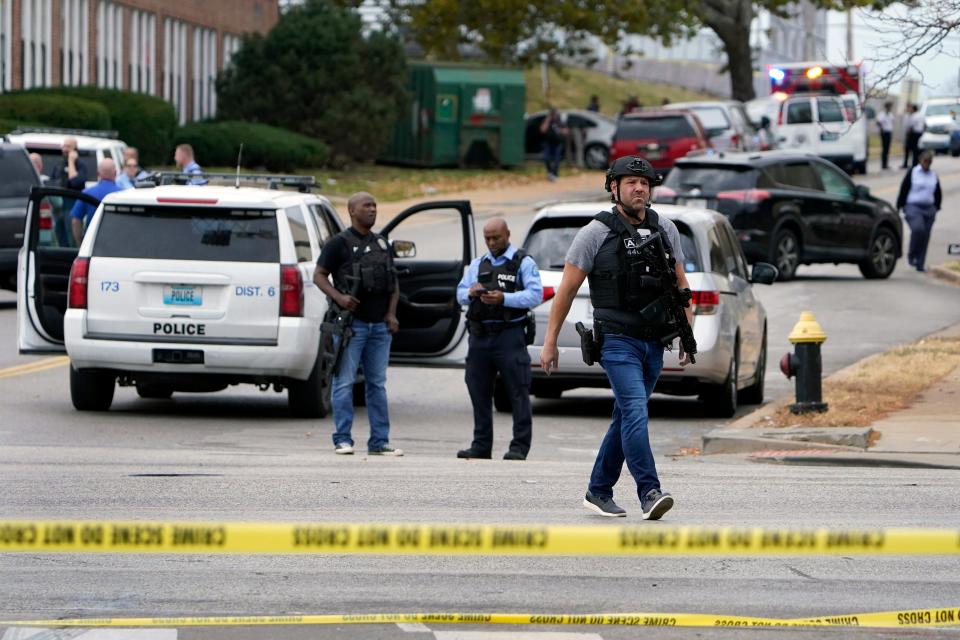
[163,18,188,124]
[1,0,12,91]
[21,0,52,89]
[192,27,217,120]
[223,33,241,69]
[60,0,88,86]
[96,1,123,88]
[128,9,155,94]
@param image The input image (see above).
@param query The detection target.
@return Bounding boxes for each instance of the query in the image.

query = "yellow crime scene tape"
[1,520,959,556]
[1,607,959,629]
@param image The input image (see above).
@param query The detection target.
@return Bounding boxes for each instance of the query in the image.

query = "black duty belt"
[596,320,669,342]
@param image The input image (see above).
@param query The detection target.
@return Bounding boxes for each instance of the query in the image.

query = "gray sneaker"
[334,442,354,455]
[582,491,626,517]
[641,488,674,520]
[369,444,404,457]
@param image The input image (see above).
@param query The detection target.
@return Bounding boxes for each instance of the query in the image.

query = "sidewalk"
[703,322,960,470]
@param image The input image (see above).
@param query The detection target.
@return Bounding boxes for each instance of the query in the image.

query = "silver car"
[521,202,777,417]
[524,109,617,170]
[664,101,761,153]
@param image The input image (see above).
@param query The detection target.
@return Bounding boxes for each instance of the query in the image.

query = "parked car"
[5,127,127,187]
[918,97,960,154]
[609,110,712,175]
[653,152,902,281]
[770,94,867,174]
[664,100,761,152]
[519,202,777,417]
[0,142,43,291]
[18,174,475,414]
[524,109,616,170]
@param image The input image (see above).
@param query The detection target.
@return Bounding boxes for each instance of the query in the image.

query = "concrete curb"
[749,451,960,470]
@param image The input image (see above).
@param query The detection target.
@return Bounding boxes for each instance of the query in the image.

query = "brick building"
[0,0,278,123]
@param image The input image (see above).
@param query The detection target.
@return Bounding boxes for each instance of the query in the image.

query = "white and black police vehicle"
[17,173,476,415]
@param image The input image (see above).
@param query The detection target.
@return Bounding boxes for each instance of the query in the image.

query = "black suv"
[654,152,901,280]
[0,143,43,290]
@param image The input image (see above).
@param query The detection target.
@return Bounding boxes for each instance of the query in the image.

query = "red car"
[610,110,712,174]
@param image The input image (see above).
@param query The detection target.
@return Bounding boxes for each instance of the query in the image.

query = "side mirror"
[750,262,778,285]
[855,184,870,200]
[760,115,771,130]
[391,239,417,259]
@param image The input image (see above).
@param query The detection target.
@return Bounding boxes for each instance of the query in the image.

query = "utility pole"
[846,8,854,61]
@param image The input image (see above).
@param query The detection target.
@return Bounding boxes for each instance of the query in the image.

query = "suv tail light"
[730,133,740,148]
[280,265,303,317]
[68,257,90,309]
[38,201,53,230]
[717,189,770,206]
[541,286,556,303]
[691,290,719,315]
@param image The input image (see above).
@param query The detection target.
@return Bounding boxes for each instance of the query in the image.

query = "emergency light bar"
[150,172,318,192]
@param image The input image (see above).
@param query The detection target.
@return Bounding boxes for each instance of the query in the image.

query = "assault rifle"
[320,270,362,375]
[638,232,698,364]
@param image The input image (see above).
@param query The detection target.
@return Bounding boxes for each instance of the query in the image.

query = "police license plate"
[163,285,202,306]
[820,132,840,141]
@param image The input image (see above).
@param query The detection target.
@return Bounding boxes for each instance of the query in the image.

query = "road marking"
[397,622,433,632]
[0,357,69,380]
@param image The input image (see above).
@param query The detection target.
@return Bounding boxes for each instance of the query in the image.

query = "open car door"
[18,186,101,354]
[380,200,475,366]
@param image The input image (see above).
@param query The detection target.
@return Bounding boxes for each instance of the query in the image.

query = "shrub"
[0,94,111,130]
[174,121,329,172]
[14,88,177,166]
[216,0,407,163]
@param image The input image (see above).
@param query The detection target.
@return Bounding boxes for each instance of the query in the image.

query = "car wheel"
[530,379,563,399]
[494,376,512,413]
[584,143,609,170]
[70,366,115,411]
[858,228,898,279]
[701,344,738,418]
[951,148,960,158]
[771,228,800,281]
[288,349,332,418]
[738,329,766,405]
[136,383,173,400]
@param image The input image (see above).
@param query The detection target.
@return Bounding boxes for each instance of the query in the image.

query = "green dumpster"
[381,62,525,167]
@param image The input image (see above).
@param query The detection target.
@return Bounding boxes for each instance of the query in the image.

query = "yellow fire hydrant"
[779,311,828,414]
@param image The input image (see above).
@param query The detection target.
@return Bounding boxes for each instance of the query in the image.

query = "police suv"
[18,175,476,415]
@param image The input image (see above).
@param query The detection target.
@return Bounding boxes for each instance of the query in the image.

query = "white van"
[773,94,867,174]
[5,127,128,188]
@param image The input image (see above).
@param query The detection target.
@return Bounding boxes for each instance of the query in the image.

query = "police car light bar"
[9,126,120,139]
[768,68,786,83]
[152,172,318,192]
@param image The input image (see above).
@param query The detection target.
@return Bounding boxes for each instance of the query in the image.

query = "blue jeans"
[543,142,563,177]
[903,203,937,269]
[332,320,392,451]
[588,334,664,500]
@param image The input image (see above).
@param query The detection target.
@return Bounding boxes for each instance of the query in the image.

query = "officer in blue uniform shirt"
[456,218,542,460]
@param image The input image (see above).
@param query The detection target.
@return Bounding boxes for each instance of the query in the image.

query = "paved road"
[1,160,959,639]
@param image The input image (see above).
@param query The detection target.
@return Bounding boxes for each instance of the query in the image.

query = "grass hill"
[525,65,717,115]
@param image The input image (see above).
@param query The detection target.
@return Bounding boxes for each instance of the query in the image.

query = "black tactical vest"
[335,229,395,296]
[587,209,676,330]
[466,249,530,323]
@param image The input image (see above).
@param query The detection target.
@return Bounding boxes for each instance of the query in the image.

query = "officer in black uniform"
[540,157,694,519]
[456,218,543,460]
[314,191,403,457]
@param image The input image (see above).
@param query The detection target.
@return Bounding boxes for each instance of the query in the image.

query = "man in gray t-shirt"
[540,156,694,522]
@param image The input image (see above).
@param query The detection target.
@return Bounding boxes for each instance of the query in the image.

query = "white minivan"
[773,94,867,174]
[18,176,476,415]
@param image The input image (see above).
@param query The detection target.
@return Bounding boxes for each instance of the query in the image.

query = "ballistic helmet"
[604,156,661,192]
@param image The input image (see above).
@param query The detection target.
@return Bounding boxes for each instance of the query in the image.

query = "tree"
[859,0,960,92]
[217,0,408,163]
[388,0,886,102]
